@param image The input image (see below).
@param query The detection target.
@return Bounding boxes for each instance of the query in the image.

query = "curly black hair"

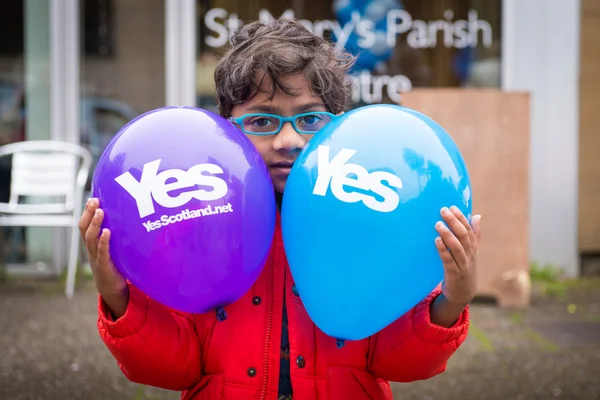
[213,18,356,117]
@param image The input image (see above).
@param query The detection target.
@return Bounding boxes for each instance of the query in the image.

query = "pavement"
[0,276,599,400]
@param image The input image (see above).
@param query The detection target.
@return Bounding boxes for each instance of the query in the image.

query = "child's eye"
[250,117,275,127]
[296,113,331,131]
[244,116,279,132]
[298,115,321,125]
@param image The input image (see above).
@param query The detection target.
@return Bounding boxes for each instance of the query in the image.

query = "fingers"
[471,214,482,244]
[97,228,111,268]
[435,236,456,267]
[450,206,476,250]
[435,220,468,269]
[84,203,104,260]
[78,198,95,238]
[440,207,472,256]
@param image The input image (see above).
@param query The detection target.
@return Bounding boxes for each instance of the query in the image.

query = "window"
[195,0,502,109]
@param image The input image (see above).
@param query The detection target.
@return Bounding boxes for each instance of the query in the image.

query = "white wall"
[502,0,581,276]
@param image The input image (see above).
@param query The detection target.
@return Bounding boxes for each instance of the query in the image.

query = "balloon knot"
[336,339,345,348]
[215,307,227,322]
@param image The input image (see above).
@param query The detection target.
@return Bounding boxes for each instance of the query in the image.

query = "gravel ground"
[0,277,599,400]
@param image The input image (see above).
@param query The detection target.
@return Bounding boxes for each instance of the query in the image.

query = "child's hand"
[434,206,482,306]
[79,198,128,318]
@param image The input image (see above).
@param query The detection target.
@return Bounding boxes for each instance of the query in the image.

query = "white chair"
[0,140,92,298]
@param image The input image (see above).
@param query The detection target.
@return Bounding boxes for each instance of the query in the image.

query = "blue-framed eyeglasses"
[228,112,338,135]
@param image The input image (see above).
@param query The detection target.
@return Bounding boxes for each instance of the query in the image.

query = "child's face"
[230,74,328,193]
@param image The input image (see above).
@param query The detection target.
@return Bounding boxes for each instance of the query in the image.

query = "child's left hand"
[434,206,482,306]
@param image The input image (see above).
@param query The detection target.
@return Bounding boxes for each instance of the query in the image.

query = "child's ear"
[337,111,345,116]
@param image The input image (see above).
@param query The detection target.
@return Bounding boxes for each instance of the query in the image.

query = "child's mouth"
[271,161,294,174]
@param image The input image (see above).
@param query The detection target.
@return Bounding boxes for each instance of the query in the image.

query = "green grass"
[529,261,565,283]
[530,261,569,300]
[131,386,180,400]
[469,322,494,352]
[524,327,560,353]
[564,277,600,289]
[541,282,568,300]
[510,312,524,325]
[132,387,145,400]
[529,261,600,301]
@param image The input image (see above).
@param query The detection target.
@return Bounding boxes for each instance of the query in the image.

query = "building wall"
[578,0,600,254]
[1,0,592,278]
[502,0,581,276]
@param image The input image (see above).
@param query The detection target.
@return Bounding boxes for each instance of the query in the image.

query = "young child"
[79,18,482,400]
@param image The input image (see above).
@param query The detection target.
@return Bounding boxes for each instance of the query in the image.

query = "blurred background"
[0,0,598,399]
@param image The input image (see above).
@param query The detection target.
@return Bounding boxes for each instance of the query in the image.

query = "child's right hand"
[79,198,129,318]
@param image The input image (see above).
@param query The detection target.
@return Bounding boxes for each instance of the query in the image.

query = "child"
[79,18,482,400]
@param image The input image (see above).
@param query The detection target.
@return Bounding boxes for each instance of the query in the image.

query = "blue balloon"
[333,0,358,25]
[341,33,391,72]
[344,29,393,72]
[332,0,403,71]
[281,104,472,341]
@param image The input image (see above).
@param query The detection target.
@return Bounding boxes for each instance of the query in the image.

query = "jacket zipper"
[260,256,275,400]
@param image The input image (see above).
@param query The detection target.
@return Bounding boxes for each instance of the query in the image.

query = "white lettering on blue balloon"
[312,145,403,213]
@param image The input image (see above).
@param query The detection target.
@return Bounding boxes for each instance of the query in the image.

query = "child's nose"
[272,121,307,153]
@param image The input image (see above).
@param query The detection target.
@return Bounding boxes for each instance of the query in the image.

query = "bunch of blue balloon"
[281,104,472,345]
[332,0,404,72]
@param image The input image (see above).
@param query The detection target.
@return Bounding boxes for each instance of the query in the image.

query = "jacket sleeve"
[367,288,469,382]
[97,282,202,390]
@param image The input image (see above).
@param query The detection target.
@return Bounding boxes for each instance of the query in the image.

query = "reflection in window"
[195,0,502,110]
[94,108,130,136]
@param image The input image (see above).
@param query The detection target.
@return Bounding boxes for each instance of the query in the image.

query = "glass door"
[0,0,53,271]
[79,0,166,188]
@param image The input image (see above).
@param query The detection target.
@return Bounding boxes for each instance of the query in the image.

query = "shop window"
[83,0,116,57]
[0,0,117,57]
[196,0,501,109]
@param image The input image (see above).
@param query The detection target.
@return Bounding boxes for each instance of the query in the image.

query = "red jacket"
[98,217,469,400]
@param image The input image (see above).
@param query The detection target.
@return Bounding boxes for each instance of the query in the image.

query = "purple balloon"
[92,106,276,313]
